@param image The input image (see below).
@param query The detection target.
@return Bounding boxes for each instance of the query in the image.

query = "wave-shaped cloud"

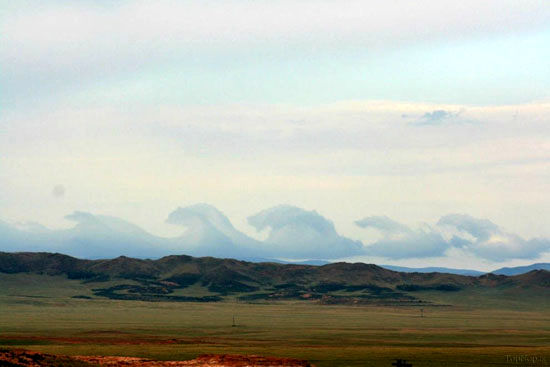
[0,211,166,259]
[438,214,550,261]
[356,214,550,261]
[356,216,449,258]
[165,203,263,258]
[248,205,363,259]
[1,206,549,262]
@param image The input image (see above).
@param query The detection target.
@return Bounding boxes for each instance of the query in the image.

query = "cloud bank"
[356,214,550,261]
[0,211,166,259]
[0,204,364,260]
[438,214,550,261]
[1,204,549,263]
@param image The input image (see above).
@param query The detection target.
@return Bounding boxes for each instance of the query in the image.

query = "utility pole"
[232,315,236,327]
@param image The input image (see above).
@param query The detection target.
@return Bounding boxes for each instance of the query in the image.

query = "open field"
[1,275,549,367]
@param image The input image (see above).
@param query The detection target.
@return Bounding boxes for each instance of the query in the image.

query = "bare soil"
[0,349,313,367]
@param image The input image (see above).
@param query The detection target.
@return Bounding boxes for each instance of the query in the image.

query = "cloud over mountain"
[165,203,263,258]
[61,211,166,259]
[356,216,449,259]
[248,205,363,259]
[355,214,550,261]
[1,206,549,263]
[438,214,550,261]
[0,212,166,259]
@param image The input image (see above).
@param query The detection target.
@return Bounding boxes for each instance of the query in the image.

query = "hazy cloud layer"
[5,1,549,77]
[2,1,549,106]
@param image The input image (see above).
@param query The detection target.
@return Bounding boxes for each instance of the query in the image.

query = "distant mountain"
[240,257,331,266]
[0,252,547,305]
[288,259,331,266]
[381,264,550,276]
[491,263,550,276]
[381,265,485,276]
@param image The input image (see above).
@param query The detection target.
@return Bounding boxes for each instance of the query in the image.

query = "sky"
[1,0,550,270]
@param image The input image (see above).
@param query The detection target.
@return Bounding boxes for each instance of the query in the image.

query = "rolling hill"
[0,252,548,307]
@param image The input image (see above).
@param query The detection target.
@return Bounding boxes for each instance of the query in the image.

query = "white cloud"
[165,203,264,258]
[355,213,550,261]
[5,1,549,60]
[248,205,363,259]
[356,216,450,259]
[438,214,550,261]
[1,203,549,264]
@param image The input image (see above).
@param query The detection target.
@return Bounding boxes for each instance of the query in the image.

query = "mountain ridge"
[491,262,550,275]
[1,251,548,305]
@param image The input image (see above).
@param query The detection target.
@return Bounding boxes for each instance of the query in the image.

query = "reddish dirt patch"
[0,349,313,367]
[76,354,313,366]
[0,348,90,367]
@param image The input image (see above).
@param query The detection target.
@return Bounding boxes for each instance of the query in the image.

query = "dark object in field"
[92,283,222,302]
[71,295,92,299]
[0,348,313,366]
[392,359,413,367]
[396,284,461,292]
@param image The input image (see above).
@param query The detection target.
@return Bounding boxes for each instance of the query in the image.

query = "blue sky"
[67,30,550,107]
[2,1,550,109]
[1,1,550,269]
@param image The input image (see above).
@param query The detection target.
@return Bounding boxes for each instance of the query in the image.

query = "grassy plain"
[0,273,549,367]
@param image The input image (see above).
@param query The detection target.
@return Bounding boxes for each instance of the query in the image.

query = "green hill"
[0,252,548,307]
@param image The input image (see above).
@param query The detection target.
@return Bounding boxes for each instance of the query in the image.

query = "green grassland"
[1,274,549,367]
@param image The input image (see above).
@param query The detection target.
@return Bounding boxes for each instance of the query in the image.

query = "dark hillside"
[0,252,547,304]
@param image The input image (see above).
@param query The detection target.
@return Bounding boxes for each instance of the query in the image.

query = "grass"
[0,274,549,366]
